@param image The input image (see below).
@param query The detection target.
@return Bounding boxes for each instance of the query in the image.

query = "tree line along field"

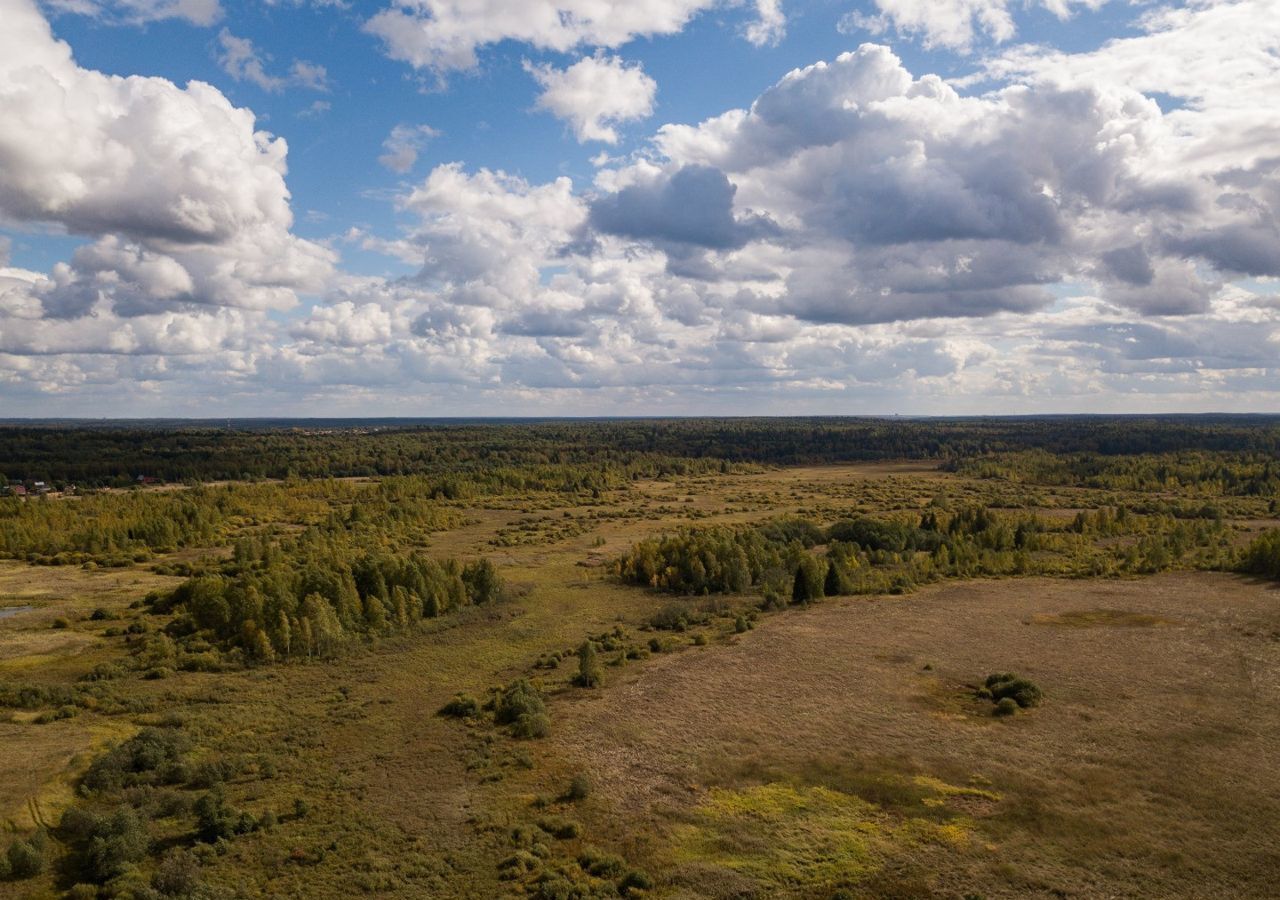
[0,419,1278,899]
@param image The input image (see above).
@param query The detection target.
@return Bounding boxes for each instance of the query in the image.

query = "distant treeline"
[4,416,1280,486]
[950,448,1280,497]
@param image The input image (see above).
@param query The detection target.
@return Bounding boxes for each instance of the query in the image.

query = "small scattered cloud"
[378,124,441,173]
[43,0,223,26]
[216,29,330,93]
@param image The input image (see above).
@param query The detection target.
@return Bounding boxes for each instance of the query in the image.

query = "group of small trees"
[163,531,504,662]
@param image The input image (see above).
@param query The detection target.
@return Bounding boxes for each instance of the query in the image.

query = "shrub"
[564,774,591,802]
[194,788,240,843]
[619,869,654,893]
[52,617,71,629]
[60,806,104,841]
[649,602,692,631]
[537,816,581,839]
[5,837,45,878]
[691,632,708,646]
[439,694,481,718]
[985,673,1043,708]
[85,807,150,882]
[152,849,202,896]
[511,712,551,739]
[734,615,749,633]
[993,697,1019,717]
[577,847,625,878]
[499,850,540,879]
[82,728,189,793]
[495,679,548,738]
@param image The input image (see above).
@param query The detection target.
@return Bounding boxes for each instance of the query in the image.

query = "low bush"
[619,869,654,893]
[511,712,551,739]
[536,816,581,840]
[495,679,549,738]
[985,672,1043,708]
[577,847,625,878]
[152,849,202,896]
[5,835,46,878]
[649,602,693,631]
[439,693,481,718]
[993,697,1019,717]
[564,774,591,802]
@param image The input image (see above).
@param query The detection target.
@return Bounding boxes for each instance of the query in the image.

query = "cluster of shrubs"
[440,678,551,739]
[12,724,298,894]
[500,816,653,898]
[978,673,1044,716]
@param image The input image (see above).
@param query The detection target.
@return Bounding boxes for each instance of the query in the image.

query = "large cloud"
[0,0,333,320]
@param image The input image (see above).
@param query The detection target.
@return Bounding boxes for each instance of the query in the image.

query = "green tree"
[574,640,603,688]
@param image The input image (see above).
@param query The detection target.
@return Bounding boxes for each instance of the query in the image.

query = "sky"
[0,0,1278,417]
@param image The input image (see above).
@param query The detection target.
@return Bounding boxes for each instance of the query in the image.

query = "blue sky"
[1,0,1279,416]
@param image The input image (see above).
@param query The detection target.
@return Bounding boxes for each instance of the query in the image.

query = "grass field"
[1,460,1278,898]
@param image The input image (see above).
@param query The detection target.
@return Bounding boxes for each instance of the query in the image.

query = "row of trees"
[617,503,1235,600]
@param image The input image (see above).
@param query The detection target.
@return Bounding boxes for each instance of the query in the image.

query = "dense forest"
[4,416,1280,486]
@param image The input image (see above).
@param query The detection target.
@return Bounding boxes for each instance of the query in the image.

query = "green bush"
[511,712,551,739]
[82,728,188,793]
[619,869,654,893]
[985,673,1043,708]
[438,694,481,718]
[536,816,582,839]
[499,850,540,879]
[649,602,692,631]
[496,680,548,738]
[194,788,243,843]
[578,847,625,878]
[564,774,591,802]
[85,807,150,882]
[152,848,202,896]
[6,836,46,878]
[60,806,104,841]
[993,697,1019,717]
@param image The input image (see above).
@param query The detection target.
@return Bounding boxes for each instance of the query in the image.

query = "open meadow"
[1,419,1279,899]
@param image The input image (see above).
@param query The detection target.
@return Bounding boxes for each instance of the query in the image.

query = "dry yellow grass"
[548,573,1280,898]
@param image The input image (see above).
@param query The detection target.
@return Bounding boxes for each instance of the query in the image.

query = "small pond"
[0,605,34,620]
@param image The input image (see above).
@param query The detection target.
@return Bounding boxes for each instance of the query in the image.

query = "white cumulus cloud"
[526,54,657,144]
